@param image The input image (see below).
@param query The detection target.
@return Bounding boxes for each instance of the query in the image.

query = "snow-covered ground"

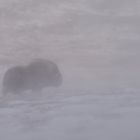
[0,0,140,139]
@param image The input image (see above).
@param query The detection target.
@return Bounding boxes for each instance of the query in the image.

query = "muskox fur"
[2,59,63,94]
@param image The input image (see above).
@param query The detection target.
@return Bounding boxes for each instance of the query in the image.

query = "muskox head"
[2,59,63,94]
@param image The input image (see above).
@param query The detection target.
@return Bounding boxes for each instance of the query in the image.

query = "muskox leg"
[2,87,23,95]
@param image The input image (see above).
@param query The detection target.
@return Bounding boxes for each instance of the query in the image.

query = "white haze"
[0,0,140,140]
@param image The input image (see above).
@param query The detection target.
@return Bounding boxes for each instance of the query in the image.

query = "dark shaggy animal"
[2,59,63,94]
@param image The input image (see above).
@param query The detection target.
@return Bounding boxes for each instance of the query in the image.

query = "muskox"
[2,59,63,94]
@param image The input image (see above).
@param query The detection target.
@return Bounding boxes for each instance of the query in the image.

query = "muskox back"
[2,59,63,94]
